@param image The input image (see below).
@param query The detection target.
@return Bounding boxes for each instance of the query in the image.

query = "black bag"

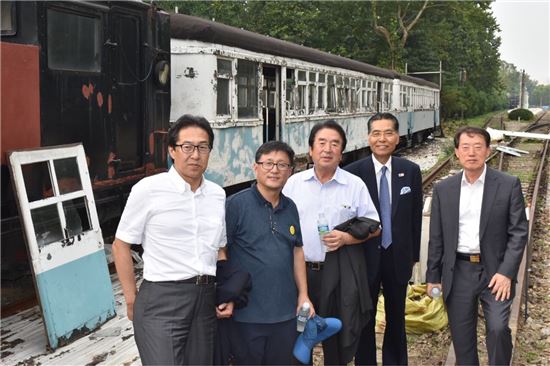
[333,216,380,240]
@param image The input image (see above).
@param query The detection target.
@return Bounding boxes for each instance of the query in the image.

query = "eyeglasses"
[174,143,211,154]
[256,161,292,171]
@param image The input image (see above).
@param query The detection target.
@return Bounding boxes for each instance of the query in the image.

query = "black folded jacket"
[333,216,380,240]
[216,260,252,309]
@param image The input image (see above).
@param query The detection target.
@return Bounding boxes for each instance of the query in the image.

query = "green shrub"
[508,108,533,121]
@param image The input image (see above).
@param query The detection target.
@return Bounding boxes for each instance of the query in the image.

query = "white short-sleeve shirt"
[116,167,226,281]
[283,166,379,262]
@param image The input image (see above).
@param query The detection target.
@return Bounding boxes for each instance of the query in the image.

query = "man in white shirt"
[283,120,379,364]
[113,115,232,365]
[426,126,528,365]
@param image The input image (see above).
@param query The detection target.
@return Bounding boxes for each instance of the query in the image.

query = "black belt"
[456,252,481,263]
[306,262,324,271]
[171,275,216,285]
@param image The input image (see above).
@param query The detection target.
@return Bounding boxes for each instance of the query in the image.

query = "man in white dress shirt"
[426,126,528,365]
[113,115,232,365]
[283,119,379,364]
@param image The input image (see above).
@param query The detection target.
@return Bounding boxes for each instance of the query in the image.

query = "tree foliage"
[159,1,534,119]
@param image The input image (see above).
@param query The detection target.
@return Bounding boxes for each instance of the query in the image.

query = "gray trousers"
[446,260,513,366]
[133,280,216,365]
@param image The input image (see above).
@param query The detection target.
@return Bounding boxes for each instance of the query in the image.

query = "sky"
[490,0,550,85]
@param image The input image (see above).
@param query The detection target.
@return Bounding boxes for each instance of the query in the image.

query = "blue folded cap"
[293,315,342,364]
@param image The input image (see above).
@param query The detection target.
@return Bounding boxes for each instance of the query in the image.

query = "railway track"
[422,111,550,365]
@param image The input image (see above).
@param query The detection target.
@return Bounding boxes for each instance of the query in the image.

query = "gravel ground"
[398,137,452,172]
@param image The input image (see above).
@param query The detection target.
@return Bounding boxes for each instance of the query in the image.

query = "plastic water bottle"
[317,213,329,251]
[431,286,441,299]
[297,302,311,332]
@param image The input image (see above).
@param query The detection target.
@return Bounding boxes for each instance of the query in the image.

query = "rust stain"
[85,351,108,366]
[148,132,155,156]
[96,92,103,108]
[82,85,90,100]
[108,95,112,114]
[107,152,116,179]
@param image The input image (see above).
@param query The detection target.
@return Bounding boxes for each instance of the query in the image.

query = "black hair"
[255,140,295,165]
[308,119,347,151]
[168,114,214,148]
[367,112,399,133]
[454,126,490,148]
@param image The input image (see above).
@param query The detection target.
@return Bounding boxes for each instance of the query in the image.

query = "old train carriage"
[169,13,440,189]
[0,1,170,302]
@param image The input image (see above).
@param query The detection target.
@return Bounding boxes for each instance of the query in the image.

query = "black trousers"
[133,280,216,365]
[233,318,297,365]
[305,266,345,366]
[447,260,513,366]
[355,245,408,366]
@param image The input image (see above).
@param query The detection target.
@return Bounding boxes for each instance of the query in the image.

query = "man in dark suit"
[346,112,423,365]
[426,126,528,365]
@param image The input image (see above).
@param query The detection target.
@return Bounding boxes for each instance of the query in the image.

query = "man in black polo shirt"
[226,141,313,365]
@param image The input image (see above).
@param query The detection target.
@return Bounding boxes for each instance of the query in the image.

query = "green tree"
[531,84,550,106]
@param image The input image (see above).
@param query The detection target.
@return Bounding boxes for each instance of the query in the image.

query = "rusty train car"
[0,1,171,292]
[169,13,440,189]
[1,3,440,311]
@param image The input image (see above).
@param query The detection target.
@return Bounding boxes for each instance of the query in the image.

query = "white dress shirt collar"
[304,166,349,185]
[372,155,393,175]
[168,166,206,195]
[461,164,487,187]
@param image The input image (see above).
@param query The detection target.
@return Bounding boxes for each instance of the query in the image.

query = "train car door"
[109,7,144,175]
[262,65,280,142]
[8,144,115,350]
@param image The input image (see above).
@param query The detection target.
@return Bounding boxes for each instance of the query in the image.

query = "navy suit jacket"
[345,155,423,284]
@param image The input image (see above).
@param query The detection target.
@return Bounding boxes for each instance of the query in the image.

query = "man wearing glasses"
[225,141,313,365]
[283,120,379,364]
[113,115,231,365]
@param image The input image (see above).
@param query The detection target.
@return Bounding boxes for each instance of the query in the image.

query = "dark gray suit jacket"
[426,167,528,300]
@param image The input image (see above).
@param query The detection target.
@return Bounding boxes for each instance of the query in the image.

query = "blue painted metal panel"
[35,250,116,349]
[206,125,261,186]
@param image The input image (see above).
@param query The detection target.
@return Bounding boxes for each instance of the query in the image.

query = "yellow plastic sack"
[375,284,448,334]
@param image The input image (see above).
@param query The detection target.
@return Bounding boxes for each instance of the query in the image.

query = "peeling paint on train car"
[206,125,262,186]
[282,115,371,156]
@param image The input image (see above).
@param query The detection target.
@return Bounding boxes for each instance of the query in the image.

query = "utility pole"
[405,61,443,91]
[519,70,525,109]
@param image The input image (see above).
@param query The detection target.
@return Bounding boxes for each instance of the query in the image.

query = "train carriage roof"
[170,13,439,89]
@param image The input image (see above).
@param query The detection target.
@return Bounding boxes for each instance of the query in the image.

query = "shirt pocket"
[324,201,357,228]
[199,216,224,251]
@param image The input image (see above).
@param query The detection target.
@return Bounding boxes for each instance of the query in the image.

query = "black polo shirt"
[226,183,303,323]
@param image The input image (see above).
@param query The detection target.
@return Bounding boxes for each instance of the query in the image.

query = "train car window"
[22,162,54,202]
[31,204,64,249]
[217,59,232,116]
[62,197,91,237]
[1,1,16,36]
[308,72,316,114]
[53,158,83,194]
[237,60,258,118]
[47,9,101,72]
[327,75,336,112]
[350,79,358,112]
[297,83,306,115]
[286,69,296,114]
[318,73,326,111]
